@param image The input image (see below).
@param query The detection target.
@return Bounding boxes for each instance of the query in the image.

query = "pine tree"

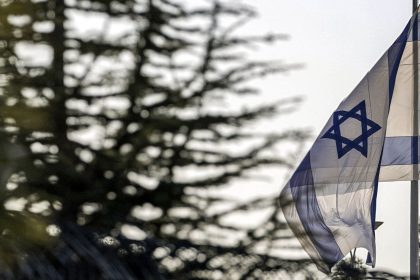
[0,0,309,278]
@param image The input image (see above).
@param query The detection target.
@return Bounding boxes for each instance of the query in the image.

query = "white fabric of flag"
[280,11,419,273]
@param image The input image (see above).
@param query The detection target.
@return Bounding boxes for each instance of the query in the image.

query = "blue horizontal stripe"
[381,136,419,166]
[409,11,420,42]
[289,153,344,269]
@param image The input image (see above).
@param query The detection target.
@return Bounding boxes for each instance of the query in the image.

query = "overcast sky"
[243,0,414,276]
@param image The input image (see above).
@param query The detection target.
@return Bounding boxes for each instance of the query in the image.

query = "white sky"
[244,0,414,276]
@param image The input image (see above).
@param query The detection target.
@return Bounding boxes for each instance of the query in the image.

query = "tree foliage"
[331,258,405,280]
[0,0,309,278]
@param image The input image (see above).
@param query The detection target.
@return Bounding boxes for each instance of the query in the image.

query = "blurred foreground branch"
[0,0,310,279]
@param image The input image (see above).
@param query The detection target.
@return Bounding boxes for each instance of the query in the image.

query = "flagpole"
[412,0,419,279]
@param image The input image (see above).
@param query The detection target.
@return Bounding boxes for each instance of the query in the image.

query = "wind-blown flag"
[279,11,420,273]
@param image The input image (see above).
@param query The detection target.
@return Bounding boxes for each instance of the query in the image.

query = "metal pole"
[411,1,419,279]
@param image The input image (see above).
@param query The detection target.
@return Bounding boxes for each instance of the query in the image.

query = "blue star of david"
[322,101,381,158]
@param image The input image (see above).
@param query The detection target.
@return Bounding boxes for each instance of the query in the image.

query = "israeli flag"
[280,11,420,273]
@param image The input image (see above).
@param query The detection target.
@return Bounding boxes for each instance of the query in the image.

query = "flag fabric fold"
[280,10,419,273]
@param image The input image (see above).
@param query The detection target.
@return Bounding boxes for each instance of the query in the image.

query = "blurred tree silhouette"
[331,258,405,280]
[0,0,310,279]
[331,259,367,280]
